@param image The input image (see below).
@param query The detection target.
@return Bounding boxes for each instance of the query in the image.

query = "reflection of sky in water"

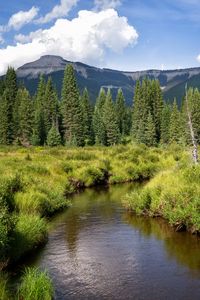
[23,184,200,300]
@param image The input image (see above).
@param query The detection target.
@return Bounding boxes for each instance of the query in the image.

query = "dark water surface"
[22,184,200,299]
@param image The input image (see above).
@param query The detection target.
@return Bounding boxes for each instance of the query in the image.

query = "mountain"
[16,55,200,106]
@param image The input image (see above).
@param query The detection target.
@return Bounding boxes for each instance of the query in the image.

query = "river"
[17,183,200,300]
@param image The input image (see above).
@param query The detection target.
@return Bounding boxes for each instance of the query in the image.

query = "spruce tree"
[4,67,17,143]
[93,88,107,145]
[80,88,94,145]
[0,93,9,144]
[150,80,163,141]
[145,112,156,147]
[103,89,120,146]
[43,77,59,138]
[17,88,33,145]
[116,88,126,137]
[61,65,84,146]
[47,124,61,147]
[160,103,171,144]
[32,75,46,145]
[169,99,181,143]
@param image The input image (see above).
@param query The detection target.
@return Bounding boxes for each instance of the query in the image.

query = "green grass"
[17,267,53,300]
[123,145,200,233]
[0,143,183,267]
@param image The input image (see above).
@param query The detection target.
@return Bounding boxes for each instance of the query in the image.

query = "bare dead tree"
[185,83,198,164]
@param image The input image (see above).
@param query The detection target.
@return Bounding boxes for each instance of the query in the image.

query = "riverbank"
[123,145,200,234]
[1,143,175,269]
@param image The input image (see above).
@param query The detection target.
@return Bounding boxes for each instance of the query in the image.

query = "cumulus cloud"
[7,7,39,31]
[36,0,78,24]
[94,0,122,10]
[197,54,200,63]
[0,9,138,75]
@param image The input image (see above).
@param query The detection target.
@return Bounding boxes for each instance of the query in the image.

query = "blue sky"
[0,0,200,74]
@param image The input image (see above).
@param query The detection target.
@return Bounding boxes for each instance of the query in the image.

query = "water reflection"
[16,184,200,299]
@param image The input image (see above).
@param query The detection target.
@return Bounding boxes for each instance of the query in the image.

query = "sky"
[0,0,200,74]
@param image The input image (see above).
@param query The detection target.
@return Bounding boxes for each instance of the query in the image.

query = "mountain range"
[15,55,200,105]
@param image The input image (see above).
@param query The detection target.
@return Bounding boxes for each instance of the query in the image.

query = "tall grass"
[17,267,53,300]
[123,147,200,233]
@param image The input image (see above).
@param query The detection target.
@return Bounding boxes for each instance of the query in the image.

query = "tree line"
[0,64,199,147]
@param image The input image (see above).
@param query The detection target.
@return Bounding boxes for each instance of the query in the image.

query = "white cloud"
[7,7,39,30]
[0,9,138,75]
[94,0,122,10]
[36,0,78,24]
[197,54,200,63]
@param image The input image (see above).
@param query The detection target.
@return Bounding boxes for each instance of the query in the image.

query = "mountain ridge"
[15,55,200,105]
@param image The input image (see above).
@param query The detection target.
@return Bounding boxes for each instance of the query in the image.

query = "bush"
[18,267,53,300]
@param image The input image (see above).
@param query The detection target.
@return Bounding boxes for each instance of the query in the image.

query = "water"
[20,184,200,299]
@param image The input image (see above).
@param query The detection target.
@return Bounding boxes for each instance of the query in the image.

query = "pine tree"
[150,80,163,141]
[80,88,94,145]
[32,75,46,145]
[17,88,33,145]
[4,67,17,143]
[160,103,171,144]
[43,77,59,138]
[103,89,120,146]
[61,65,84,146]
[132,80,148,143]
[169,99,181,143]
[0,93,9,144]
[145,112,156,147]
[47,124,61,147]
[93,88,107,145]
[116,88,126,137]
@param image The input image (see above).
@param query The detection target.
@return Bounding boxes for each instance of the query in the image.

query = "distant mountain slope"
[15,55,200,105]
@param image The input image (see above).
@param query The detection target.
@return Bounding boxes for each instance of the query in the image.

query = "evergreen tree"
[0,93,9,144]
[4,68,17,143]
[132,80,148,143]
[124,107,132,136]
[47,124,61,147]
[103,89,120,146]
[61,65,84,146]
[116,88,126,136]
[145,112,156,147]
[169,99,181,143]
[187,88,200,143]
[17,88,33,144]
[93,88,107,145]
[160,103,171,144]
[32,75,46,145]
[150,80,163,141]
[43,77,59,137]
[80,88,94,145]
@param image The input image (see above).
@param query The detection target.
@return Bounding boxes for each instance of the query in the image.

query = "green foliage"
[169,99,182,143]
[93,88,107,145]
[80,88,94,145]
[103,89,120,145]
[18,267,53,300]
[11,214,47,261]
[61,65,84,146]
[47,124,61,147]
[145,112,157,147]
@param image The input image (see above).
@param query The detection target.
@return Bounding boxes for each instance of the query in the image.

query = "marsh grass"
[0,144,179,266]
[17,267,53,300]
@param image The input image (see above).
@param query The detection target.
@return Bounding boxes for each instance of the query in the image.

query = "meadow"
[0,143,196,299]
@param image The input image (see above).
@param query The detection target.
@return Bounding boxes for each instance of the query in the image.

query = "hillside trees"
[61,65,84,146]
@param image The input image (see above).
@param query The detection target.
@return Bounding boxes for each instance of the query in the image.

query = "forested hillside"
[0,64,200,148]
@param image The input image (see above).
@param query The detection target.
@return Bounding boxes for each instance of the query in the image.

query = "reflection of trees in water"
[124,212,200,273]
[64,183,138,255]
